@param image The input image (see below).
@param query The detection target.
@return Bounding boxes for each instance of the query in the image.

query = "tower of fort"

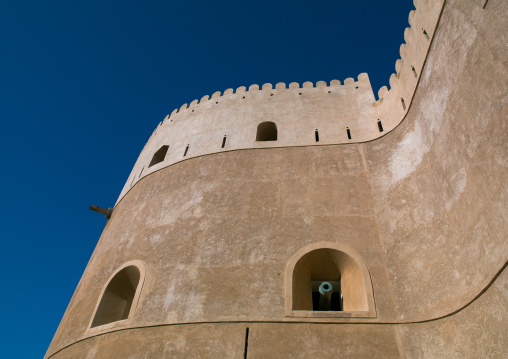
[46,0,507,357]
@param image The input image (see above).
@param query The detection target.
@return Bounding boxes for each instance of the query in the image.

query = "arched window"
[285,242,376,318]
[149,145,169,167]
[256,122,277,141]
[90,262,144,329]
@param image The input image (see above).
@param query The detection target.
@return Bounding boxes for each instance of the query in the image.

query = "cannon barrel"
[318,282,333,311]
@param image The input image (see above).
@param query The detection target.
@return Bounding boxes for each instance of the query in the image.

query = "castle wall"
[364,0,508,322]
[47,145,398,355]
[116,0,444,204]
[46,0,507,357]
[46,269,507,359]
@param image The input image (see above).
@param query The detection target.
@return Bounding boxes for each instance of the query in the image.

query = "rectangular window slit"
[243,327,249,359]
[183,145,189,157]
[130,175,136,187]
[411,66,417,77]
[483,0,488,9]
[315,130,319,142]
[401,98,406,110]
[346,128,351,140]
[221,136,227,148]
[138,166,144,177]
[378,120,384,132]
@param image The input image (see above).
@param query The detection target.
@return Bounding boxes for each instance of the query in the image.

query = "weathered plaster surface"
[365,0,508,321]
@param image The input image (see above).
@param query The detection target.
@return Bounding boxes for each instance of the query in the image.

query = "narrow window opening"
[183,145,189,157]
[91,266,140,328]
[243,96,245,99]
[130,175,135,187]
[315,129,319,142]
[256,122,277,141]
[346,128,351,140]
[401,97,406,110]
[215,102,218,104]
[221,135,227,148]
[483,0,488,9]
[411,66,417,77]
[192,110,194,112]
[299,93,302,95]
[328,91,331,93]
[378,120,384,132]
[270,94,274,96]
[148,145,169,168]
[422,28,429,41]
[355,86,359,89]
[243,327,250,359]
[138,166,144,178]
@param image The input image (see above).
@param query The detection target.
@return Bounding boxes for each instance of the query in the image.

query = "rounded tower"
[46,0,508,357]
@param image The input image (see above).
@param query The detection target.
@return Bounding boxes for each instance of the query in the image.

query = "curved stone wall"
[46,0,507,357]
[116,0,445,203]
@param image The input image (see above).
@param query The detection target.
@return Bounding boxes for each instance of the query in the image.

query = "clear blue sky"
[0,1,414,357]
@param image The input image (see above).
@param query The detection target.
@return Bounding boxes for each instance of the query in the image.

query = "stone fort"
[46,0,507,357]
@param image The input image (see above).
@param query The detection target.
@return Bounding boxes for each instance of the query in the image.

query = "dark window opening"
[183,145,189,157]
[138,166,144,177]
[411,66,417,77]
[256,122,278,141]
[149,145,169,168]
[401,98,406,110]
[422,28,429,40]
[483,0,488,9]
[315,130,319,142]
[378,120,384,132]
[221,136,227,148]
[91,266,140,328]
[347,128,351,140]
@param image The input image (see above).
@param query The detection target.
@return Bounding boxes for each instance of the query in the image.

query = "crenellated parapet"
[374,0,445,132]
[117,0,445,204]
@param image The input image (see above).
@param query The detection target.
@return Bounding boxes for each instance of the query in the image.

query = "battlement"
[116,0,445,204]
[163,76,367,123]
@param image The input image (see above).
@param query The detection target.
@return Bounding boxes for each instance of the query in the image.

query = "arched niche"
[256,121,278,141]
[285,242,376,318]
[88,260,146,332]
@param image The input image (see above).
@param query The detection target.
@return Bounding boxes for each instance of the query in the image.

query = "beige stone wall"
[364,0,508,322]
[46,269,507,359]
[46,0,507,357]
